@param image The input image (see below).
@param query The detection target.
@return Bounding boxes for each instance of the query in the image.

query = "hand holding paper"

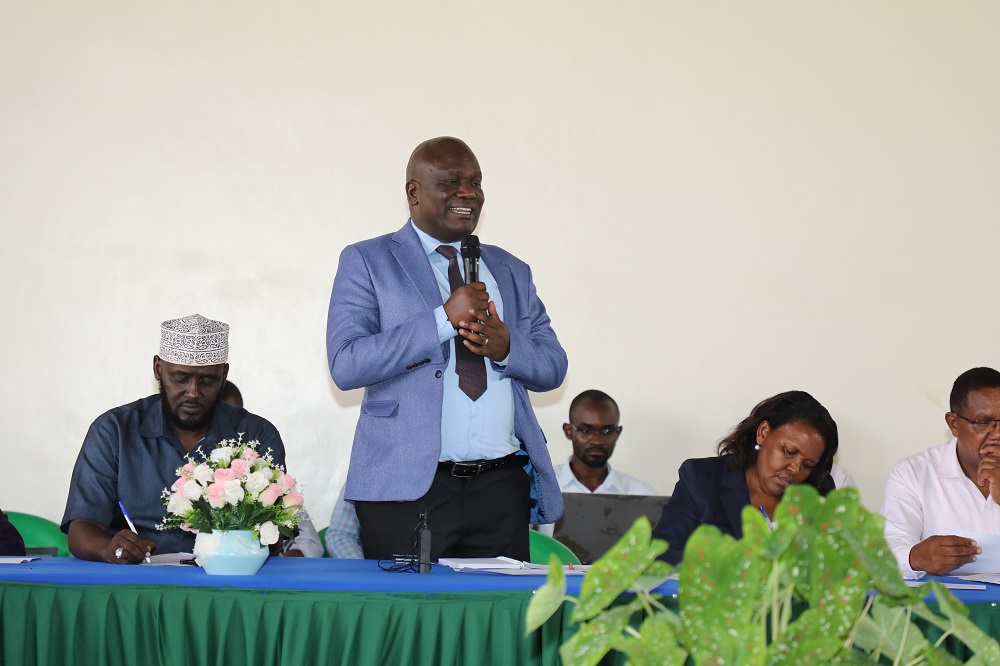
[909,534,980,576]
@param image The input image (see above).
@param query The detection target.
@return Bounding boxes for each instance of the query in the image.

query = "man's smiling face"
[406,138,485,243]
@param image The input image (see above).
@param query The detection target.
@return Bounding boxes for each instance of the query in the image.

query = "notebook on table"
[551,493,670,565]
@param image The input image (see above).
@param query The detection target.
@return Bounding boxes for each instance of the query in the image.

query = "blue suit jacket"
[652,455,835,565]
[327,222,568,524]
[652,456,749,565]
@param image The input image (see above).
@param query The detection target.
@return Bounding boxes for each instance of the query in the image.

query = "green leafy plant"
[527,486,1000,665]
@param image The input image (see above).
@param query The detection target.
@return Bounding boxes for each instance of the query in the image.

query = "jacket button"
[435,370,443,378]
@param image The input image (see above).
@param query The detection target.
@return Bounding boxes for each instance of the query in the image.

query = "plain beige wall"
[2,2,999,530]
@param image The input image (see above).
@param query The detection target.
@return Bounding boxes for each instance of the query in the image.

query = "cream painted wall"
[2,2,999,532]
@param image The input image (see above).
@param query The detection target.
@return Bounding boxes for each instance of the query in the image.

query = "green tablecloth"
[0,582,574,666]
[4,558,1000,665]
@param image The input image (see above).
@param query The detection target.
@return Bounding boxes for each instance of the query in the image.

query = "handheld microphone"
[461,235,480,284]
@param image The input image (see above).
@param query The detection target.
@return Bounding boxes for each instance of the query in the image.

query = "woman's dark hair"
[717,390,839,491]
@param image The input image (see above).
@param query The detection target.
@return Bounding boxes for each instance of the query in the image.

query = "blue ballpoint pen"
[118,501,152,564]
[758,505,775,531]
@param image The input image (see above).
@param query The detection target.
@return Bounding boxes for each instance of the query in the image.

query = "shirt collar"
[138,395,239,451]
[562,455,618,491]
[937,437,963,478]
[139,396,167,439]
[409,219,461,257]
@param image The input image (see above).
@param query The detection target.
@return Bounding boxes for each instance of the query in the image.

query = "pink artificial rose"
[172,476,188,493]
[282,490,304,507]
[240,448,259,464]
[259,484,283,507]
[229,459,251,479]
[182,461,196,474]
[277,473,296,492]
[205,482,228,509]
[214,468,237,483]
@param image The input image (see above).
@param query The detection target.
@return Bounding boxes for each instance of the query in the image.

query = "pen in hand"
[118,501,152,564]
[758,505,775,531]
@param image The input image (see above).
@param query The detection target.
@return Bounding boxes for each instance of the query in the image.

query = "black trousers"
[354,466,531,561]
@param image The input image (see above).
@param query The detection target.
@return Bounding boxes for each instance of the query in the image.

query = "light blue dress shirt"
[410,220,518,462]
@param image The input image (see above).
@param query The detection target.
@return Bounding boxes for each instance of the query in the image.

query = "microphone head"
[460,235,481,260]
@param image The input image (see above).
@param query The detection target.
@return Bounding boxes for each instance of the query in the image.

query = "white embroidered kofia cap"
[159,314,229,366]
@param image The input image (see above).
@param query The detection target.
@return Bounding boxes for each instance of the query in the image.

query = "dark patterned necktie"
[436,245,487,401]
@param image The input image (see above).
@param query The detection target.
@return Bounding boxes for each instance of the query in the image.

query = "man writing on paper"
[881,367,1000,578]
[327,137,567,561]
[62,314,287,563]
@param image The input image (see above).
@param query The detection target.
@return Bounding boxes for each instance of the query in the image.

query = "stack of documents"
[0,557,39,564]
[437,556,589,575]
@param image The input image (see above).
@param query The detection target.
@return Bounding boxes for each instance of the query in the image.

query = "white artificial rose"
[258,521,280,546]
[221,479,244,506]
[182,479,203,501]
[210,446,234,466]
[167,492,193,516]
[193,464,215,485]
[244,469,271,496]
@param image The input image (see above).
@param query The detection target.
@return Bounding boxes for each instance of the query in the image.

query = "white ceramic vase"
[193,529,268,575]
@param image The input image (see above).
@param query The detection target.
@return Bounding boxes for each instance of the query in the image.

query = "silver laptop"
[551,493,670,564]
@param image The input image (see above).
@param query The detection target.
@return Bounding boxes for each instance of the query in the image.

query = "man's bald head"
[406,137,475,181]
[405,137,484,243]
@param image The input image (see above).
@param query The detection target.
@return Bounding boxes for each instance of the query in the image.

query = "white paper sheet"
[950,531,1000,575]
[146,552,197,566]
[480,565,591,576]
[437,556,524,570]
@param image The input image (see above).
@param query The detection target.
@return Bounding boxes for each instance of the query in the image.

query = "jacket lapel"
[720,463,750,539]
[390,222,444,309]
[481,246,515,318]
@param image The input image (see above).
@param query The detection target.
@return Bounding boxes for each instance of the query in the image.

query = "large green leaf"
[913,582,1000,664]
[843,499,913,601]
[615,613,688,666]
[922,646,965,666]
[765,607,848,665]
[560,600,644,666]
[679,525,768,666]
[525,554,567,634]
[851,598,929,663]
[633,559,674,594]
[573,517,662,622]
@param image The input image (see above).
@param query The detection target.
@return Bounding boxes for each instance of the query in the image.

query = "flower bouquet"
[157,435,303,547]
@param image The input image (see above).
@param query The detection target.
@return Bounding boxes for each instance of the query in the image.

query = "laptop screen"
[551,492,670,564]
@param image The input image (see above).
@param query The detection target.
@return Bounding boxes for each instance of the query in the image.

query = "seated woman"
[653,390,838,564]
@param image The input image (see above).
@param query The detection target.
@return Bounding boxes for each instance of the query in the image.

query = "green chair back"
[6,512,70,557]
[317,526,329,557]
[528,529,581,566]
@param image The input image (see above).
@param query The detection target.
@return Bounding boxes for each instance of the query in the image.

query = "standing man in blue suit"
[326,136,567,561]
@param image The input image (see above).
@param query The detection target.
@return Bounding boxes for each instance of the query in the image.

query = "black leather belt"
[437,452,528,478]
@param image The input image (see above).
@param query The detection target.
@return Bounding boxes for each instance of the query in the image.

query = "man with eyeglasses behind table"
[881,367,1000,579]
[554,390,657,496]
[535,390,656,537]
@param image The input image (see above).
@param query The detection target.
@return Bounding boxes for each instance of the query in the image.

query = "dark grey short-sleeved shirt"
[62,395,285,554]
